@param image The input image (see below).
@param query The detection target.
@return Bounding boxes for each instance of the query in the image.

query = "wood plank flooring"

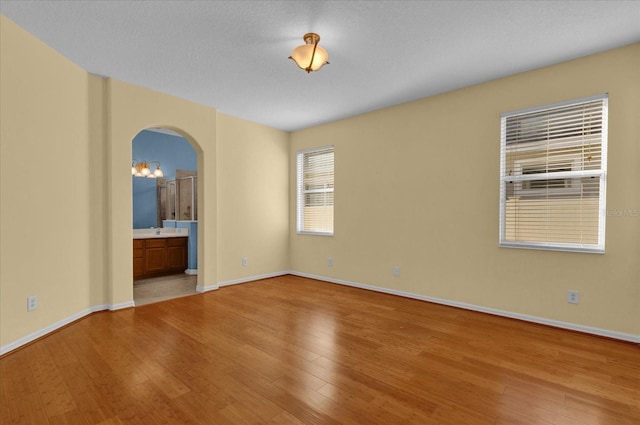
[2,275,639,424]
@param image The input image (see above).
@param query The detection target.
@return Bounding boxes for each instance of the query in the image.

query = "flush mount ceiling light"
[132,160,163,178]
[289,33,329,73]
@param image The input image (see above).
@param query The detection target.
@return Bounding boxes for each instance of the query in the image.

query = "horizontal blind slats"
[505,100,604,146]
[297,146,334,234]
[500,95,607,251]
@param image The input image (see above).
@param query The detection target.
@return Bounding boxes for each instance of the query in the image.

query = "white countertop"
[133,228,189,239]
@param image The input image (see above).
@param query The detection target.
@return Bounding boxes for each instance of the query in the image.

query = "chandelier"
[132,160,164,178]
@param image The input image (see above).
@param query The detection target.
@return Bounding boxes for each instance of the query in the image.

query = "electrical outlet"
[27,295,37,312]
[393,266,400,277]
[567,290,579,304]
[242,257,248,267]
[327,257,333,266]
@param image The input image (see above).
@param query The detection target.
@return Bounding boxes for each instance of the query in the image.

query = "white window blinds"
[499,94,608,253]
[297,146,334,235]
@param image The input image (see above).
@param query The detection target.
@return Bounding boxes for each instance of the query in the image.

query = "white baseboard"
[185,269,198,275]
[2,268,290,355]
[218,271,290,287]
[195,271,288,292]
[0,300,135,356]
[110,301,135,310]
[2,270,289,354]
[5,270,635,357]
[196,284,219,293]
[289,271,640,344]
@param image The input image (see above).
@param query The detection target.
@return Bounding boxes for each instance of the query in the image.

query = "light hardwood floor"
[1,275,639,424]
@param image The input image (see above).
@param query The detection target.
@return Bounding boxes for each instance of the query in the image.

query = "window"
[297,146,334,235]
[499,94,608,253]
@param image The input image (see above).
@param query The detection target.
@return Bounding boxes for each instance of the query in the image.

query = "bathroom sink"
[133,228,189,239]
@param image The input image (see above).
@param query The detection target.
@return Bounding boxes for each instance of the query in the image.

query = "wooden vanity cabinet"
[133,237,188,280]
[167,238,188,269]
[133,239,145,278]
[145,239,168,274]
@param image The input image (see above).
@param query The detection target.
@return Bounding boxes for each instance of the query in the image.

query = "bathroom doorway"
[131,127,199,306]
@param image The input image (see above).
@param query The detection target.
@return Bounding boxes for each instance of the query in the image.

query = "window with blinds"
[499,94,608,253]
[297,146,334,235]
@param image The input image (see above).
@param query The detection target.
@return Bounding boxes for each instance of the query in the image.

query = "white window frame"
[296,146,334,236]
[499,94,608,253]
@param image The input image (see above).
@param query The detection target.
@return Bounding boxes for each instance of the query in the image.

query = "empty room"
[1,1,639,424]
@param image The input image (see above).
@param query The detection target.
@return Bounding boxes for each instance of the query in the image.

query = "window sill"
[499,241,604,254]
[297,231,334,237]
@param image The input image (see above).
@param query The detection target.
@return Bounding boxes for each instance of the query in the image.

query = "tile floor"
[133,274,198,306]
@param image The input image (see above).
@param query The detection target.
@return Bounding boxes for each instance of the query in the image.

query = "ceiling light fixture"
[132,160,163,178]
[289,33,329,73]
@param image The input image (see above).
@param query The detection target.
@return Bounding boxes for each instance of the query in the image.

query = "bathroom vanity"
[133,228,188,280]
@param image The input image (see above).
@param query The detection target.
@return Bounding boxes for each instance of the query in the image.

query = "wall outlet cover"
[27,295,37,311]
[567,290,579,304]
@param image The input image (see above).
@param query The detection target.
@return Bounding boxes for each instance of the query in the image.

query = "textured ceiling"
[1,1,639,132]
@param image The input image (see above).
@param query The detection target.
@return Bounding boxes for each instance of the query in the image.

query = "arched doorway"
[107,79,218,311]
[131,127,200,305]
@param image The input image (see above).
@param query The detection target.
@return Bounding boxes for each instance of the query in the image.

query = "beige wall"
[216,113,290,283]
[1,13,637,351]
[0,16,290,350]
[107,78,218,304]
[1,16,93,345]
[290,43,640,338]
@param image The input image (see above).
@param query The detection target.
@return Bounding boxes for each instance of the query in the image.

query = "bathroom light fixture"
[289,33,329,73]
[132,160,164,178]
